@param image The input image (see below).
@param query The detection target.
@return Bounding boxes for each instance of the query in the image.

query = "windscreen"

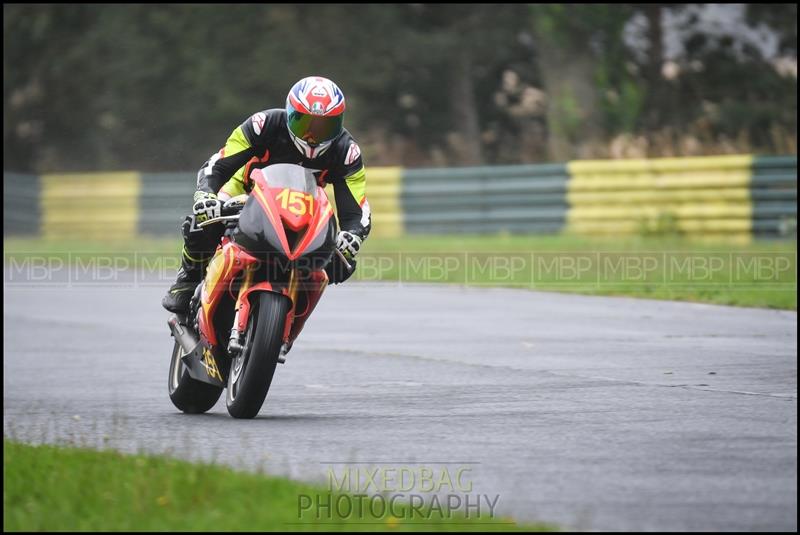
[259,163,320,198]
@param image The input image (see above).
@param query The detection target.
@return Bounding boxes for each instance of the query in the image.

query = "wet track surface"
[4,273,797,531]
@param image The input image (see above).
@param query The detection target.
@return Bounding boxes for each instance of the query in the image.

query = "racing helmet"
[285,76,346,159]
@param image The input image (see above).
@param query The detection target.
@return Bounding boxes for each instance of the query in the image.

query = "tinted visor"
[286,103,343,146]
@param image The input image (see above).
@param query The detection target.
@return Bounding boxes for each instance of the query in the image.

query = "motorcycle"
[166,163,349,418]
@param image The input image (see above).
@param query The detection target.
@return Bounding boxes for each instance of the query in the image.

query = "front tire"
[168,340,223,414]
[226,292,290,419]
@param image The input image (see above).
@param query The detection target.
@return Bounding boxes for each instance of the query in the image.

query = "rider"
[162,76,371,313]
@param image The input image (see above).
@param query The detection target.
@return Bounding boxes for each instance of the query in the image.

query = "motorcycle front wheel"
[226,292,290,419]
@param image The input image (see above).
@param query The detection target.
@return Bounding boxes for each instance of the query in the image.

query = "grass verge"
[359,234,797,310]
[3,440,552,532]
[4,234,796,309]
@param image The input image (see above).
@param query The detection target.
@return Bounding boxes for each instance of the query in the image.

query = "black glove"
[325,254,356,285]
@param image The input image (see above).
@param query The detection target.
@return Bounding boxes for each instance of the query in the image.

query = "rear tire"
[168,340,223,414]
[226,292,290,419]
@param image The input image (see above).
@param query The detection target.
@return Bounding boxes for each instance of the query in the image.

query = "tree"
[529,4,641,160]
[3,4,796,172]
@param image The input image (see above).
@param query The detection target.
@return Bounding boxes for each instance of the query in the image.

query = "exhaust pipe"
[168,314,200,354]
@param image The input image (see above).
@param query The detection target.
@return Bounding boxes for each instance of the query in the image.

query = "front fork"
[227,264,328,359]
[227,265,255,356]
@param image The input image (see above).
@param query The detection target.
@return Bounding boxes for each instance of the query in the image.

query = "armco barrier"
[3,155,796,241]
[138,172,196,236]
[2,167,405,241]
[402,163,569,234]
[751,156,798,238]
[566,155,755,242]
[3,172,40,236]
[39,171,141,240]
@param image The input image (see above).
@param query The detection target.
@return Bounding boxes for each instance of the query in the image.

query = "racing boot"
[161,267,203,314]
[161,253,206,314]
[162,215,221,313]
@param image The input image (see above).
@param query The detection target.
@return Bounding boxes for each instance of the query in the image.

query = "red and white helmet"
[285,76,346,159]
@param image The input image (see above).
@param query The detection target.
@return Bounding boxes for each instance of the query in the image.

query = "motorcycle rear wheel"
[226,292,290,419]
[168,340,223,414]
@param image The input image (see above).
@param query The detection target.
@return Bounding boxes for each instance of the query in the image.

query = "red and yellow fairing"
[198,173,335,351]
[286,269,329,343]
[249,168,334,260]
[198,241,252,346]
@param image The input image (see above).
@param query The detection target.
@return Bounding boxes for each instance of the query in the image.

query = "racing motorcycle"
[166,163,348,418]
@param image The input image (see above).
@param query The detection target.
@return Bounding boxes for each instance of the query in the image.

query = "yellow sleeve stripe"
[344,166,367,203]
[224,126,251,156]
[220,179,247,198]
[224,126,252,186]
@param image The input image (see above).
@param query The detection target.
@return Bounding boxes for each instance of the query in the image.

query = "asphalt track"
[3,271,797,531]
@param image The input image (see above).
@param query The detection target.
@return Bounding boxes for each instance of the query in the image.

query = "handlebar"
[197,196,246,228]
[197,214,241,228]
